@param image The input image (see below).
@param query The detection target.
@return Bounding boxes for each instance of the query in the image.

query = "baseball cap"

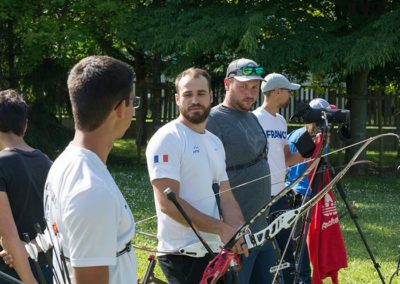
[261,73,301,93]
[309,98,332,109]
[226,58,265,82]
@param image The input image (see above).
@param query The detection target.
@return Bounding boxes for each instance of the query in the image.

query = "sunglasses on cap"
[228,66,265,78]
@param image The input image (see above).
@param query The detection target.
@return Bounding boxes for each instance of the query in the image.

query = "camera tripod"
[292,156,386,284]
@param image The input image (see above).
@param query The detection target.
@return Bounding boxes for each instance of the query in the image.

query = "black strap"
[63,241,132,262]
[226,152,266,171]
[116,241,132,257]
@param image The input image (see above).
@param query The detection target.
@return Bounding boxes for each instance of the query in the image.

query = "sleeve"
[145,131,182,182]
[0,176,6,192]
[284,117,289,146]
[63,187,118,267]
[215,140,229,184]
[0,163,7,192]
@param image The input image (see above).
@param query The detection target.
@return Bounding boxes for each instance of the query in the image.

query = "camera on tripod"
[290,102,350,125]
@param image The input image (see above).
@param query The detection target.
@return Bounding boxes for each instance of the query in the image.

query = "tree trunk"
[394,95,400,159]
[133,50,147,161]
[151,54,162,134]
[6,20,17,88]
[345,69,369,175]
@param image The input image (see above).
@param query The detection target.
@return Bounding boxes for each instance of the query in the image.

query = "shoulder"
[288,127,306,141]
[0,150,17,164]
[209,104,232,119]
[276,113,286,122]
[252,107,264,118]
[148,120,183,143]
[205,130,223,146]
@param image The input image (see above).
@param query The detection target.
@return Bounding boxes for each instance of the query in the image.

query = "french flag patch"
[154,154,169,163]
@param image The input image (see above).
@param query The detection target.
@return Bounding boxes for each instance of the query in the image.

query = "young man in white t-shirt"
[253,72,305,284]
[146,67,247,284]
[44,56,138,284]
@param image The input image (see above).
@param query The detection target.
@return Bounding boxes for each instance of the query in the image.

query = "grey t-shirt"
[206,104,271,233]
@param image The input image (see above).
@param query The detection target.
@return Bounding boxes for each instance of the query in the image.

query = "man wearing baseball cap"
[206,58,274,283]
[253,72,306,284]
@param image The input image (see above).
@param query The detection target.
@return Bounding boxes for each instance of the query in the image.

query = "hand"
[219,223,249,257]
[232,237,249,257]
[0,249,14,268]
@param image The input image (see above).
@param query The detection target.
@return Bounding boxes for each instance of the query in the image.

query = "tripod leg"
[329,163,386,284]
[293,206,312,284]
[140,254,167,284]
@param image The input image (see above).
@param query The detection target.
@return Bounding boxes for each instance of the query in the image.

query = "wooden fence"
[140,82,398,127]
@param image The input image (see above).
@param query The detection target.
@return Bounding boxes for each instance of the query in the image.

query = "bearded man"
[146,67,247,284]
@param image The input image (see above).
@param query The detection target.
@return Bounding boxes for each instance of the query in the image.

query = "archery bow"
[200,133,326,284]
[201,133,399,283]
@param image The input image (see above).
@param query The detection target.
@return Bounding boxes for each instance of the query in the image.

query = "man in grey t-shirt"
[206,58,274,284]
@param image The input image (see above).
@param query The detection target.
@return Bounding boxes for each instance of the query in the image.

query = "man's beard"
[180,104,211,124]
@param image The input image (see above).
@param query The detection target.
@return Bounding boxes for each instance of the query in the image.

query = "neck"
[71,127,114,164]
[0,132,33,151]
[262,99,278,116]
[178,116,206,134]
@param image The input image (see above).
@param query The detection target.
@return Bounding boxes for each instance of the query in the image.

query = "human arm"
[0,192,37,284]
[218,180,249,256]
[73,266,108,284]
[152,178,242,248]
[284,144,305,167]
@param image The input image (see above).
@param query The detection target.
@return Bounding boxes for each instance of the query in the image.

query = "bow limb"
[269,133,399,281]
[224,132,327,250]
[199,133,328,283]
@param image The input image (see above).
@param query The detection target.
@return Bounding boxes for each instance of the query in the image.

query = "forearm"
[153,178,240,245]
[0,192,37,284]
[285,144,305,166]
[1,236,37,284]
[219,191,244,229]
[74,265,108,284]
[286,152,305,166]
[162,195,225,235]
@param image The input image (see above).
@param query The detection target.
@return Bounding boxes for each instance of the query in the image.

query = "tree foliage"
[0,0,399,168]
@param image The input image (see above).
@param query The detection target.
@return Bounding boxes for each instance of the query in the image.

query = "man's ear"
[224,78,231,91]
[210,91,213,104]
[23,120,28,136]
[175,93,180,106]
[114,100,126,119]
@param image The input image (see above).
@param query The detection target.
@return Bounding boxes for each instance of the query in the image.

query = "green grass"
[108,138,400,283]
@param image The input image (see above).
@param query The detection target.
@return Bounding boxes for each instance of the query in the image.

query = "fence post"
[377,94,383,173]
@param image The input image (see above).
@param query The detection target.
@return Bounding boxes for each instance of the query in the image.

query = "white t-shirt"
[44,145,137,284]
[253,107,288,196]
[146,120,228,252]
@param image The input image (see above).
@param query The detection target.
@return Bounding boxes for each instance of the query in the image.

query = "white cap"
[309,98,331,109]
[261,73,300,93]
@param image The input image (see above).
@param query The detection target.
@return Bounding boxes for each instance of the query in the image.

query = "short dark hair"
[175,67,211,93]
[0,89,28,136]
[67,55,135,131]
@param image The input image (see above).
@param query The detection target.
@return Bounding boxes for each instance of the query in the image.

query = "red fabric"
[307,133,323,186]
[307,166,348,284]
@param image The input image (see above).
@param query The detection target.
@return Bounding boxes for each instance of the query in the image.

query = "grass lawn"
[109,138,400,283]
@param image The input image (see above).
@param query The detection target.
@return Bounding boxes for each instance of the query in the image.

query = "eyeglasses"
[131,96,141,109]
[228,66,265,78]
[114,96,141,110]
